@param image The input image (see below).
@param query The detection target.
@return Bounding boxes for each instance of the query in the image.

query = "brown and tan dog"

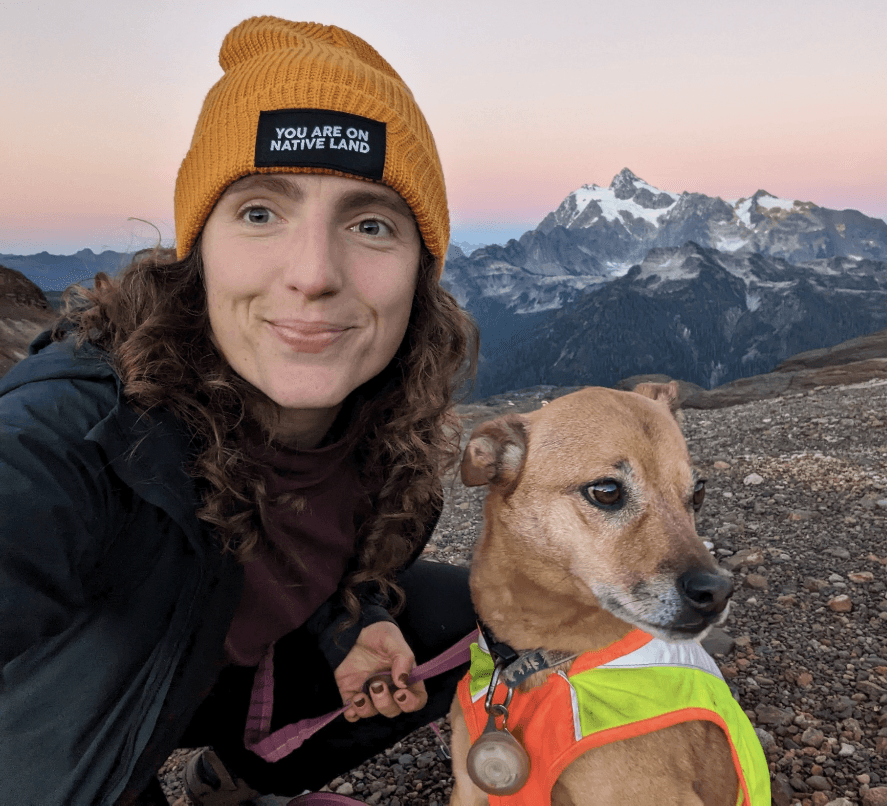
[449,383,750,806]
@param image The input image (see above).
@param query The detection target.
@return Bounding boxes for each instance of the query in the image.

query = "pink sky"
[1,0,885,255]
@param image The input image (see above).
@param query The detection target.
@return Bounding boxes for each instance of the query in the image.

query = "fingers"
[368,677,402,718]
[343,692,374,722]
[343,675,429,721]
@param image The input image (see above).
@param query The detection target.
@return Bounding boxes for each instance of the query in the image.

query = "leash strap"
[244,629,478,763]
[287,794,378,805]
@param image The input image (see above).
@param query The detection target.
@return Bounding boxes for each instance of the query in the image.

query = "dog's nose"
[677,570,734,615]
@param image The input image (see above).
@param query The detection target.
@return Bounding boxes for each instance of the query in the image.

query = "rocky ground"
[163,378,887,806]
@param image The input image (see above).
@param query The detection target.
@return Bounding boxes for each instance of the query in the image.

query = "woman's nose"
[280,223,344,299]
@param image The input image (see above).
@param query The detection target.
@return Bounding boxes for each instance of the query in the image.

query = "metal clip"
[483,662,515,718]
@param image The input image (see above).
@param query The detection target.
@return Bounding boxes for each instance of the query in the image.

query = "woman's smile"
[267,319,352,354]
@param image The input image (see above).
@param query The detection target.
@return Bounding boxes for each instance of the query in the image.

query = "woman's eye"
[242,206,272,224]
[353,218,391,237]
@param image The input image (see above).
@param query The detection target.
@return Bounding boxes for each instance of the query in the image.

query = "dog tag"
[466,711,530,795]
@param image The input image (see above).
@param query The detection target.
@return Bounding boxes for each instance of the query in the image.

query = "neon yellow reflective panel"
[570,665,769,805]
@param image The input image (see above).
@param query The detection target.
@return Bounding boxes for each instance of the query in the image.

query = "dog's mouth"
[594,572,733,642]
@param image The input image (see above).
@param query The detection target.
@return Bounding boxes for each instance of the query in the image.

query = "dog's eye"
[583,479,624,510]
[692,480,706,511]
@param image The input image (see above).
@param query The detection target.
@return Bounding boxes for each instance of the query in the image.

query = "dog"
[448,383,769,805]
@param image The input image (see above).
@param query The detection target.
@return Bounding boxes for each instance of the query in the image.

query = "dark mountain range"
[473,242,887,398]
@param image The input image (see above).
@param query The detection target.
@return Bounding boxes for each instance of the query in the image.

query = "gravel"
[162,379,887,806]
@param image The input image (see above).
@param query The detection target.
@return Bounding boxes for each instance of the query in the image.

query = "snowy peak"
[541,169,679,232]
[610,167,679,209]
[610,167,644,199]
[731,190,816,228]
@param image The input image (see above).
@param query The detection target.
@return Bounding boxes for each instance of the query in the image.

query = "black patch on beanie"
[255,109,386,180]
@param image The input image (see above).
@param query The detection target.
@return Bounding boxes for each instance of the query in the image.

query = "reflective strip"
[559,670,583,742]
[597,636,724,681]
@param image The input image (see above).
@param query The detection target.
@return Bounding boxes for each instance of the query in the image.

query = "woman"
[0,17,478,805]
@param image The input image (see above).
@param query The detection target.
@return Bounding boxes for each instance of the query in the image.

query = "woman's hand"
[335,621,428,722]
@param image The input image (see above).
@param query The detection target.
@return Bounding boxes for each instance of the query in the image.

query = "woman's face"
[201,173,421,442]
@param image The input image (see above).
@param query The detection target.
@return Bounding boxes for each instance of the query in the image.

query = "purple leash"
[243,629,477,764]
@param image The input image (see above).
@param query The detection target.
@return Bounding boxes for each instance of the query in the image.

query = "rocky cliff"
[0,265,56,377]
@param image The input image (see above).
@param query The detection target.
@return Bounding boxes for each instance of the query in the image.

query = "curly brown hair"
[55,241,477,621]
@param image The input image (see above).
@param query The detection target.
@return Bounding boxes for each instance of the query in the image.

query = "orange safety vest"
[457,629,770,805]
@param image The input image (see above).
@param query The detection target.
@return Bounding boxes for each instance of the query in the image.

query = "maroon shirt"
[224,434,366,666]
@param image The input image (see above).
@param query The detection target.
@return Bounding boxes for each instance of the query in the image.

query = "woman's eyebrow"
[227,175,305,201]
[337,189,415,221]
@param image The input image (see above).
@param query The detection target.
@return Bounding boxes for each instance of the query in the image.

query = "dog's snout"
[677,570,734,615]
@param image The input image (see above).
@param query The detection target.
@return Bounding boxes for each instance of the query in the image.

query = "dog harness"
[457,629,770,805]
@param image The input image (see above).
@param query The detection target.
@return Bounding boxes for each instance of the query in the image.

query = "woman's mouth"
[268,320,351,354]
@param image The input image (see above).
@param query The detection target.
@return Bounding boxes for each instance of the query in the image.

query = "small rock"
[743,473,764,485]
[335,782,355,796]
[789,509,817,520]
[837,742,855,757]
[801,727,826,748]
[825,798,855,806]
[755,704,793,726]
[771,773,794,806]
[713,460,731,469]
[806,774,831,791]
[776,594,797,606]
[849,571,875,583]
[826,547,851,560]
[701,626,735,656]
[828,595,853,612]
[754,727,776,750]
[797,672,814,687]
[863,787,887,806]
[744,573,769,590]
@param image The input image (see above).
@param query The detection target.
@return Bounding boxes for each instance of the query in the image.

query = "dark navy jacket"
[0,334,405,805]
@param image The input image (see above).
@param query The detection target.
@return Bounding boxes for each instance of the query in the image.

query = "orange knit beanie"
[174,17,448,266]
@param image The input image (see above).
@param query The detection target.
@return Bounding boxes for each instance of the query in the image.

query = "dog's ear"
[632,380,683,425]
[460,415,528,489]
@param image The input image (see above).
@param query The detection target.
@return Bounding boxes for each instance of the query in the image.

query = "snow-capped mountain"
[444,168,887,326]
[443,169,887,398]
[538,168,887,266]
